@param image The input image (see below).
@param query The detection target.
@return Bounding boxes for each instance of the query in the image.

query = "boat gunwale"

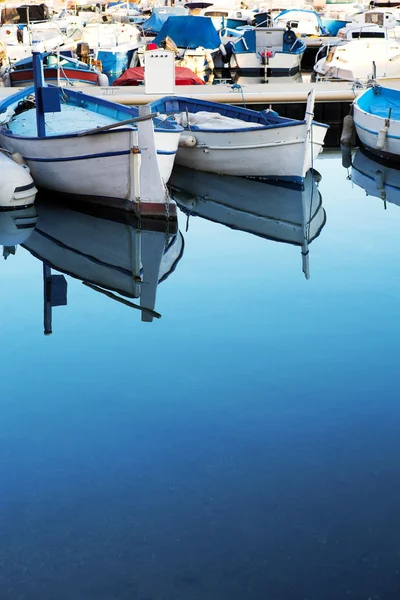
[151,95,329,133]
[0,85,183,136]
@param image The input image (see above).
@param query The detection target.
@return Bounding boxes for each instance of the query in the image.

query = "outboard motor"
[283,27,297,48]
[220,41,234,65]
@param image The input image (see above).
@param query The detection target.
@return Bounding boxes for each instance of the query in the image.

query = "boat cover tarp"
[173,111,264,129]
[1,3,49,23]
[154,16,220,49]
[113,66,206,86]
[107,2,141,10]
[274,8,329,35]
[141,11,173,33]
[142,7,188,33]
[17,4,50,22]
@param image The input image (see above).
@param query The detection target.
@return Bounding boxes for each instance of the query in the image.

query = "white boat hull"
[314,38,400,81]
[0,152,37,207]
[0,128,179,202]
[231,50,303,74]
[176,122,327,181]
[353,99,400,160]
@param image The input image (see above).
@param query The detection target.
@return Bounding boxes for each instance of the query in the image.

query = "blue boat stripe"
[23,149,176,162]
[354,120,400,141]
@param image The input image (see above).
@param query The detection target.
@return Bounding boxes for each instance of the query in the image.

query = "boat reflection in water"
[169,166,326,279]
[20,196,184,333]
[0,205,38,260]
[350,147,400,208]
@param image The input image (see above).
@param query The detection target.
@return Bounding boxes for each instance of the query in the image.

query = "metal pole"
[32,51,46,137]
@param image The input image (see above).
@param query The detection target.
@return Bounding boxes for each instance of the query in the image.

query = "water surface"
[1,151,400,600]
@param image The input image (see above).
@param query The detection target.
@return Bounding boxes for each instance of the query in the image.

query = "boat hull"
[9,68,100,88]
[0,128,179,208]
[0,152,37,208]
[228,51,302,75]
[353,87,400,161]
[175,122,327,182]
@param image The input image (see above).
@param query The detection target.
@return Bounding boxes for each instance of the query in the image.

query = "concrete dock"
[1,78,400,106]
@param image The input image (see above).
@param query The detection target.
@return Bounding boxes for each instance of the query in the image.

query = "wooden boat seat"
[9,104,120,137]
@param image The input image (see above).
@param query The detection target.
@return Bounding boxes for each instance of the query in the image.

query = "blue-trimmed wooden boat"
[353,85,400,161]
[150,91,328,183]
[6,52,107,88]
[0,83,182,213]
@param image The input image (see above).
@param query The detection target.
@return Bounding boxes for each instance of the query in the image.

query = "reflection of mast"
[301,178,311,281]
[140,229,168,322]
[43,264,68,336]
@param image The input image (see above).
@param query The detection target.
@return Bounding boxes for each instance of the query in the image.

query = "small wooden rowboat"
[0,77,182,214]
[353,85,400,161]
[151,90,328,183]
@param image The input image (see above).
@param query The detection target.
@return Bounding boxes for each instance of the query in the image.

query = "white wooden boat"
[151,91,328,183]
[169,166,326,279]
[0,79,182,214]
[23,198,184,326]
[1,52,106,87]
[351,146,400,206]
[0,150,37,207]
[353,85,400,161]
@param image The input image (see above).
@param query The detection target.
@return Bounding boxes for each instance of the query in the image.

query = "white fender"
[205,50,214,71]
[376,125,388,150]
[10,152,27,166]
[179,135,197,148]
[97,73,109,86]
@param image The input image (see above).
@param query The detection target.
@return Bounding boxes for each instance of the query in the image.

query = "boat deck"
[8,104,119,137]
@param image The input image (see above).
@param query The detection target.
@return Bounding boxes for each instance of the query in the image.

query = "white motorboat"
[216,27,306,75]
[314,27,400,80]
[79,21,144,82]
[273,9,330,36]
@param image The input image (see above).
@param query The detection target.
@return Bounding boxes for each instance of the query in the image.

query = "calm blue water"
[1,151,400,600]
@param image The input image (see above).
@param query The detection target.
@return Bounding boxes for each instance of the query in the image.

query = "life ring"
[283,29,297,46]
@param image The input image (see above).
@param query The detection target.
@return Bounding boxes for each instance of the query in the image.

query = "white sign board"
[144,50,175,95]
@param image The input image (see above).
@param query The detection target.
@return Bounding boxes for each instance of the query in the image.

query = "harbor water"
[1,151,400,599]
